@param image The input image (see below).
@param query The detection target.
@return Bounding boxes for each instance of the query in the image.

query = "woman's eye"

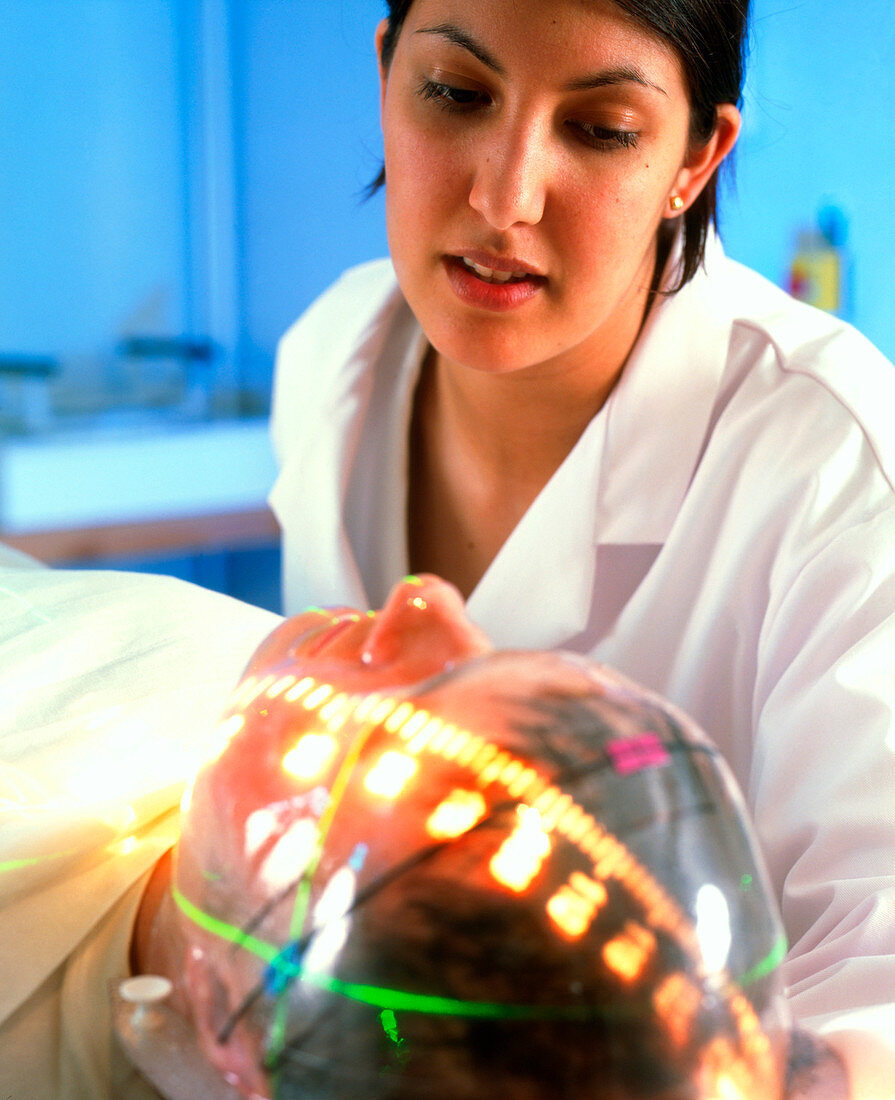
[417,78,487,110]
[572,121,639,151]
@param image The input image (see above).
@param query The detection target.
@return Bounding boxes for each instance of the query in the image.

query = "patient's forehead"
[181,648,735,921]
[193,649,666,814]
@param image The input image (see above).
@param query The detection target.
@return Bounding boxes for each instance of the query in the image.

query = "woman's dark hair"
[374,0,750,291]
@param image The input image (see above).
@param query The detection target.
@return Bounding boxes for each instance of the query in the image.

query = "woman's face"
[378,0,734,383]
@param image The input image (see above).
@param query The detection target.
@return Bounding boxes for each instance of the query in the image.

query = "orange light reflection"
[489,807,551,893]
[602,922,656,983]
[546,886,593,939]
[364,752,418,799]
[426,789,487,840]
[283,732,339,781]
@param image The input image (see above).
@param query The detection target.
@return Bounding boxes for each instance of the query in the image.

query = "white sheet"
[0,552,280,1098]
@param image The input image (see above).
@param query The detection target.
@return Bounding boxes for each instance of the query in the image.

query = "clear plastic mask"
[151,634,789,1100]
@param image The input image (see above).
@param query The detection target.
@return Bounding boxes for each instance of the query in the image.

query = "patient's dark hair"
[247,689,773,1097]
[374,0,749,290]
[271,819,714,1098]
[182,659,783,1098]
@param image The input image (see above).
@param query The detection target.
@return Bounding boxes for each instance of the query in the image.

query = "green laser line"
[173,885,279,964]
[174,885,622,1021]
[0,850,73,874]
[174,881,786,1027]
[736,933,788,987]
[0,841,83,875]
[268,706,383,1078]
[297,972,630,1021]
[380,1008,401,1043]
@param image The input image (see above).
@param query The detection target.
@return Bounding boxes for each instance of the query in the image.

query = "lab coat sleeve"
[269,257,398,470]
[751,502,895,1095]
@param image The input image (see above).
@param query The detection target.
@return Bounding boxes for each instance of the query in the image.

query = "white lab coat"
[271,234,895,1092]
[0,549,278,1099]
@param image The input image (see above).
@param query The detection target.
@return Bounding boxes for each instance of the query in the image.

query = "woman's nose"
[468,121,548,230]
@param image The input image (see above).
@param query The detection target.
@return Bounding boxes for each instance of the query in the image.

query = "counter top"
[0,417,280,563]
[0,417,277,534]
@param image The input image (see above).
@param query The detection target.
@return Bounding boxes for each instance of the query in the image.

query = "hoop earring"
[669,195,684,212]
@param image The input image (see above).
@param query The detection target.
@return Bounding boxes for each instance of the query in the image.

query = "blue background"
[1,0,892,381]
[1,1,893,610]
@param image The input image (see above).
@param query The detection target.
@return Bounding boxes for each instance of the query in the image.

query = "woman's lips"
[443,255,546,312]
[459,255,533,283]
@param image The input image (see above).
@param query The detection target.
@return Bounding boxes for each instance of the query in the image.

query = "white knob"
[118,975,173,1028]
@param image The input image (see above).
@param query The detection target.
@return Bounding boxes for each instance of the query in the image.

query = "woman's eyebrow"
[414,22,506,76]
[565,66,668,97]
[413,26,666,99]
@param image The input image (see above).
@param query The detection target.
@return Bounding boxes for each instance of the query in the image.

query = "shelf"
[1,505,280,564]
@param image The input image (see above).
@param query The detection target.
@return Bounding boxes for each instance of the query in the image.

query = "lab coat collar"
[272,280,413,614]
[275,234,735,639]
[595,230,734,546]
[467,411,607,649]
[277,395,370,612]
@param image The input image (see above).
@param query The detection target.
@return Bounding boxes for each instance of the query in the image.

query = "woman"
[269,1,895,1093]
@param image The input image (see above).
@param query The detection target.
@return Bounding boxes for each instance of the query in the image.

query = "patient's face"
[173,576,788,1099]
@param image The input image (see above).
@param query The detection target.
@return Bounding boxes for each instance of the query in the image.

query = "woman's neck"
[407,350,618,598]
[431,349,615,481]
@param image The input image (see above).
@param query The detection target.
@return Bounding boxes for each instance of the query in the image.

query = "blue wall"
[1,1,893,399]
[234,1,895,367]
[0,1,188,358]
[721,0,895,355]
[232,0,387,392]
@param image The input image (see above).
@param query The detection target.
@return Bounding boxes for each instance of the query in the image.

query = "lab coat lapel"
[466,413,606,650]
[273,272,423,615]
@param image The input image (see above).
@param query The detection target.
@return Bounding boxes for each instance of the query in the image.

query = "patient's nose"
[361,575,491,677]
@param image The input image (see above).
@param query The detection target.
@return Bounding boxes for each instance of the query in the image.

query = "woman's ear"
[665,103,741,217]
[375,18,390,111]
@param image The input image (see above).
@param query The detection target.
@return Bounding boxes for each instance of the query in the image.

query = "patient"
[132,576,848,1099]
